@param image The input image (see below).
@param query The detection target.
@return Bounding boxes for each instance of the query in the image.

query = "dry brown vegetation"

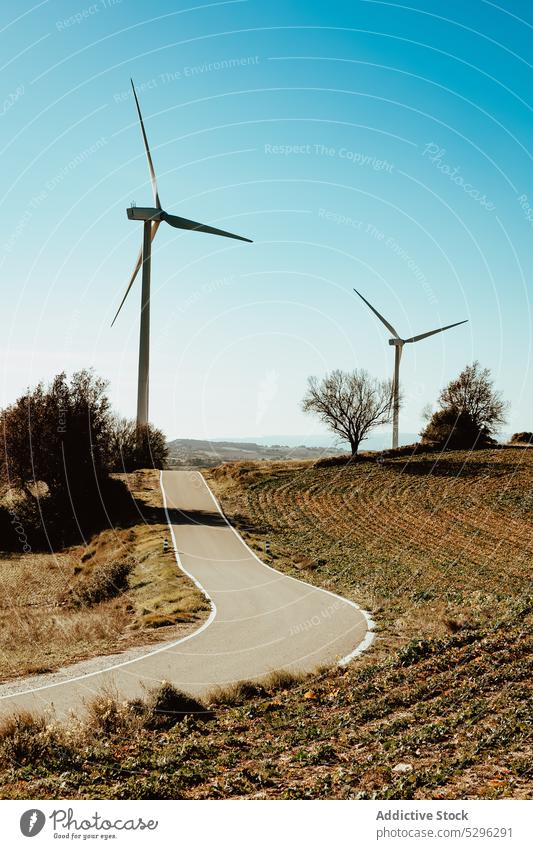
[0,619,530,800]
[0,471,208,681]
[206,448,532,653]
[0,450,530,800]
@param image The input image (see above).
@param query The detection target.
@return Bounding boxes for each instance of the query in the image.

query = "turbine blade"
[353,288,400,338]
[111,221,160,326]
[403,319,468,344]
[131,78,161,209]
[164,212,252,242]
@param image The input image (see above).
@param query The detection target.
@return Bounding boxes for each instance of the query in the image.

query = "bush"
[378,442,437,459]
[0,370,117,547]
[421,407,495,450]
[66,559,134,608]
[141,683,210,729]
[313,454,354,469]
[0,495,42,553]
[1,370,112,497]
[85,694,133,736]
[208,669,305,706]
[208,681,267,706]
[109,418,168,472]
[0,712,70,769]
[0,371,168,548]
[511,432,533,445]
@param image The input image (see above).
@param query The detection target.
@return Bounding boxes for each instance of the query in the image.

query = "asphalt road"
[0,471,373,720]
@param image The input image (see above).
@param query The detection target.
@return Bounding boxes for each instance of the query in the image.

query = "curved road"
[0,471,373,720]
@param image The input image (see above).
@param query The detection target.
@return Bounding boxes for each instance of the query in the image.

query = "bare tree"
[302,369,393,456]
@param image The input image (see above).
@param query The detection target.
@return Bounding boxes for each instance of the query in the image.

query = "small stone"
[392,762,413,774]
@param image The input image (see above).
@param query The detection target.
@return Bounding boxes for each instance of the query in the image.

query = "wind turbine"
[112,79,252,430]
[353,288,467,449]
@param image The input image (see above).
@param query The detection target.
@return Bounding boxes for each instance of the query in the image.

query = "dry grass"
[0,471,208,681]
[207,669,307,706]
[0,618,530,800]
[206,448,533,655]
[0,682,209,775]
[0,451,530,800]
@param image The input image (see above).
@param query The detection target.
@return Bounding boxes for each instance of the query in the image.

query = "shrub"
[378,442,435,458]
[421,407,495,450]
[84,694,134,736]
[511,432,533,445]
[0,712,70,769]
[109,418,168,472]
[141,683,210,729]
[208,669,305,706]
[66,559,134,608]
[421,362,506,449]
[313,454,354,469]
[1,370,112,498]
[0,371,168,548]
[208,681,267,706]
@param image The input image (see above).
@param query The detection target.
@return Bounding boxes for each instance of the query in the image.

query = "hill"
[166,437,345,467]
[207,448,532,648]
[0,449,530,800]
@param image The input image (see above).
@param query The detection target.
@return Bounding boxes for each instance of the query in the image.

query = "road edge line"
[159,469,217,630]
[197,472,375,667]
[0,472,217,703]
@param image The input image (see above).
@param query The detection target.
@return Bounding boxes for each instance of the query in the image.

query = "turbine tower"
[112,79,252,430]
[353,288,467,450]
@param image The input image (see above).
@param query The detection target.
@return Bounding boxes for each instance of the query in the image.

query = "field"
[0,471,208,681]
[206,447,533,652]
[0,449,530,800]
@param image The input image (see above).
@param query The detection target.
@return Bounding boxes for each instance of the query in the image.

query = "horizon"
[167,429,515,448]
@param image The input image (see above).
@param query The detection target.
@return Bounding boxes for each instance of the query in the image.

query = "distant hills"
[165,432,431,468]
[166,437,346,468]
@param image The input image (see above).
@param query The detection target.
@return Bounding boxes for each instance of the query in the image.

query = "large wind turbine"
[353,288,467,449]
[112,79,252,430]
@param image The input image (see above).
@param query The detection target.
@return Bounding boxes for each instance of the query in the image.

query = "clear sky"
[1,0,531,442]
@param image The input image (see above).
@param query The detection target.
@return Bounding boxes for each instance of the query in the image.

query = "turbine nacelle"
[127,206,163,221]
[388,338,403,346]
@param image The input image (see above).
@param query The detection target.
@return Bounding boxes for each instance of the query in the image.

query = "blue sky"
[0,0,531,442]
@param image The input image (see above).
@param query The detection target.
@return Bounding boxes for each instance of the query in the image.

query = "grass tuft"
[66,560,133,608]
[0,712,70,769]
[208,669,306,706]
[84,682,211,736]
[141,682,211,729]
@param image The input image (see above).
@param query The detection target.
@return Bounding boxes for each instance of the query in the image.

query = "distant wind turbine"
[353,288,468,449]
[112,79,252,430]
